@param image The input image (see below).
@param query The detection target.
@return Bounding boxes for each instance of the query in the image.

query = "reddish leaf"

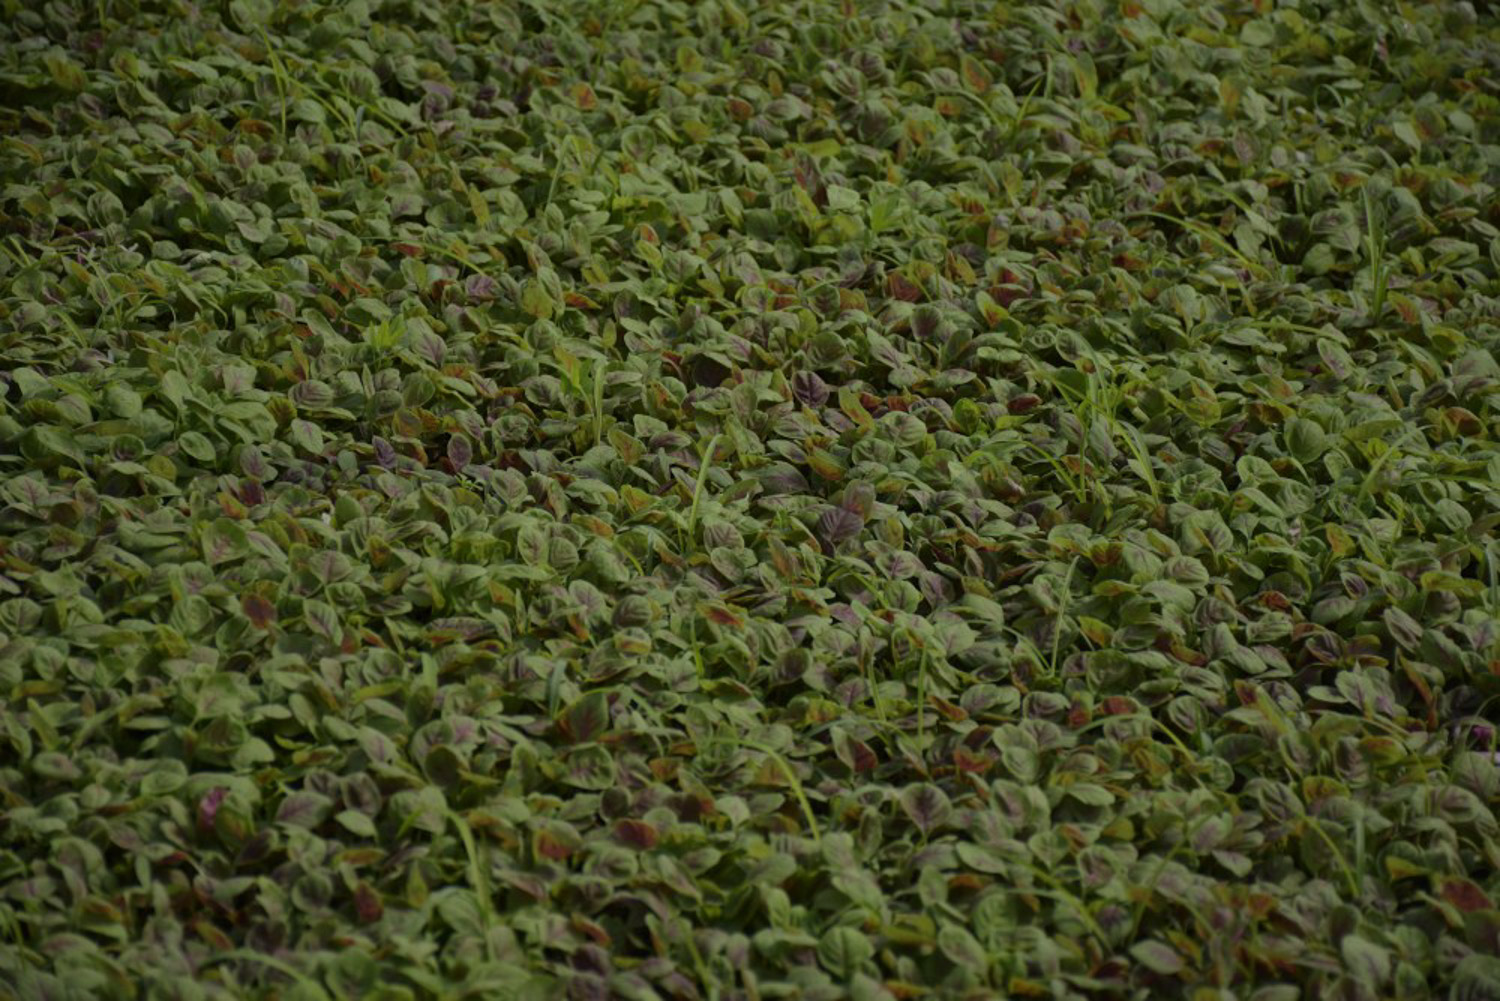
[1443,407,1482,436]
[990,283,1028,307]
[700,603,744,629]
[1168,639,1207,666]
[930,697,968,722]
[953,747,991,774]
[194,919,233,950]
[887,271,922,302]
[353,882,383,924]
[834,730,879,774]
[571,914,612,946]
[767,537,798,580]
[534,828,576,861]
[1261,590,1292,611]
[959,54,992,93]
[241,594,277,629]
[1441,878,1493,912]
[613,819,659,850]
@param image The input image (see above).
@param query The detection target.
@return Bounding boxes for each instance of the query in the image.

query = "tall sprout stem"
[1363,185,1388,322]
[684,433,722,548]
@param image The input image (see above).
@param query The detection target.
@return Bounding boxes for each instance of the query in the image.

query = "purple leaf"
[428,617,492,641]
[448,433,473,471]
[198,787,227,832]
[415,330,447,368]
[829,603,862,629]
[760,463,810,495]
[899,783,952,834]
[239,445,270,479]
[817,505,863,547]
[792,371,829,408]
[276,790,333,829]
[840,481,876,520]
[919,571,954,608]
[912,304,942,339]
[559,692,611,744]
[465,274,498,301]
[373,436,397,469]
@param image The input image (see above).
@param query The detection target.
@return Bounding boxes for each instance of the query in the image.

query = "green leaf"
[178,430,217,463]
[937,923,988,972]
[1066,783,1115,807]
[1180,510,1233,556]
[1239,20,1276,46]
[290,419,324,454]
[335,810,377,838]
[1340,934,1390,987]
[1,3,1495,993]
[159,370,190,410]
[1451,955,1500,1001]
[202,519,249,564]
[521,279,555,319]
[277,791,334,829]
[1285,417,1327,462]
[1392,120,1421,152]
[817,926,874,979]
[1130,940,1185,974]
[291,98,326,124]
[302,599,342,643]
[104,384,143,418]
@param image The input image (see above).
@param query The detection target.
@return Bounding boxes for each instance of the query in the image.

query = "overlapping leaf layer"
[2,1,1499,999]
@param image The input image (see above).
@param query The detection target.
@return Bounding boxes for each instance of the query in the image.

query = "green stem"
[698,736,821,843]
[200,951,329,998]
[684,433,723,548]
[592,358,608,446]
[1363,185,1388,322]
[1049,557,1080,678]
[448,809,498,964]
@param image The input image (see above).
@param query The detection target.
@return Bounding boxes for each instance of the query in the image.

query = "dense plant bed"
[2,1,1499,999]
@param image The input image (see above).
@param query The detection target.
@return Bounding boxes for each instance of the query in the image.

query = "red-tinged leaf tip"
[1441,878,1493,913]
